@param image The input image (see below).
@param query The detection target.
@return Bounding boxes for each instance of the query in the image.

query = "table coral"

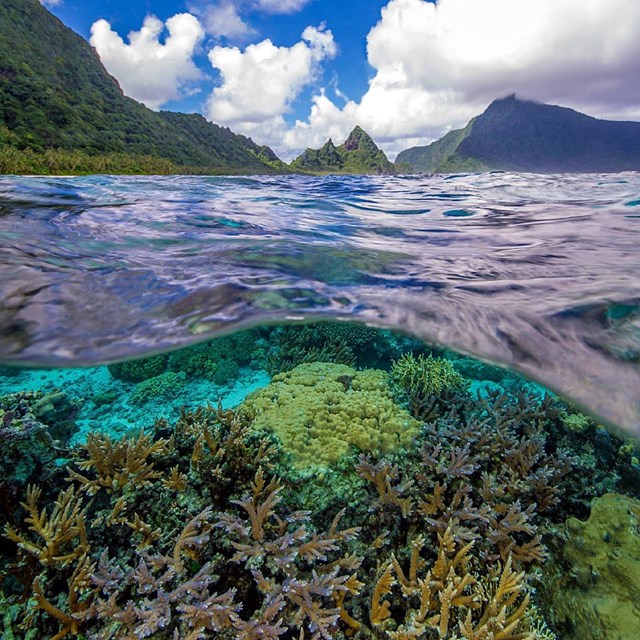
[240,362,420,468]
[548,492,640,640]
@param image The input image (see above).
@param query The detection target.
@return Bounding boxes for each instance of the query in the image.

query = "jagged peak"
[342,125,375,151]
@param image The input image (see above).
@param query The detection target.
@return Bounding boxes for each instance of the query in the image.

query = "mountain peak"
[343,125,373,151]
[291,126,395,175]
[396,97,640,173]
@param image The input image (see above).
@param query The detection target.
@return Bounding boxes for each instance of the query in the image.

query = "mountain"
[396,96,640,173]
[291,126,396,175]
[0,0,285,174]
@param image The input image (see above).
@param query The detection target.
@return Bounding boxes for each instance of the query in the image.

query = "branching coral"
[370,526,534,640]
[91,508,241,640]
[66,430,169,495]
[391,353,469,420]
[263,324,357,375]
[171,403,278,505]
[355,455,414,516]
[5,485,88,567]
[217,467,363,639]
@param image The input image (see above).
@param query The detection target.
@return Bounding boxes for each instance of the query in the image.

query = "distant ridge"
[396,96,640,173]
[0,0,285,174]
[291,126,396,175]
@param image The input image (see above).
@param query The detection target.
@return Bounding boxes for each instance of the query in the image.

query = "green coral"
[131,371,187,405]
[108,354,168,383]
[240,362,420,469]
[167,331,258,384]
[548,493,640,640]
[561,411,592,433]
[391,353,467,397]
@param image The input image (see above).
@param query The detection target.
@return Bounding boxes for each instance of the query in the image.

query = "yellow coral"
[240,363,419,468]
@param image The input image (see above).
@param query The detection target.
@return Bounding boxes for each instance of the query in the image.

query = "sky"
[41,0,640,161]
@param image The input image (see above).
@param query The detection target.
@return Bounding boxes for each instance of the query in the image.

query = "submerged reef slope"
[1,323,640,639]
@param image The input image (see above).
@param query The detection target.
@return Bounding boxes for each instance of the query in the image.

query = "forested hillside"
[0,0,285,174]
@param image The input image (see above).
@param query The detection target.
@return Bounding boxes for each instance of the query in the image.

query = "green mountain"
[0,0,286,174]
[291,126,396,175]
[396,96,640,173]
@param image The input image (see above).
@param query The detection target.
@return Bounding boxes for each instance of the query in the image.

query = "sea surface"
[1,172,639,432]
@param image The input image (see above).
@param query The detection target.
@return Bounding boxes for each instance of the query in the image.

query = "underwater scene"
[1,172,640,640]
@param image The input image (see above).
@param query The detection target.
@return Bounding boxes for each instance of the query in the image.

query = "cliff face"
[396,96,640,173]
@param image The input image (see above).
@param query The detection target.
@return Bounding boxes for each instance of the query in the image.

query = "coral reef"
[2,322,640,640]
[240,362,420,468]
[545,493,640,640]
[130,371,187,405]
[391,353,469,420]
[107,354,168,383]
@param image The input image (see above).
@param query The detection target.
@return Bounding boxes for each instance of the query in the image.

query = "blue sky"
[42,0,640,160]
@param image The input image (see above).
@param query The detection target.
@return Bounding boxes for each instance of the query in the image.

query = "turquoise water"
[1,173,640,639]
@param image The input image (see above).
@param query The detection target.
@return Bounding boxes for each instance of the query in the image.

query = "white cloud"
[40,0,62,6]
[198,1,256,39]
[206,25,336,156]
[90,14,205,110]
[249,0,640,159]
[252,0,311,14]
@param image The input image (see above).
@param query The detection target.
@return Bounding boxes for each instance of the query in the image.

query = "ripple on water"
[0,171,639,433]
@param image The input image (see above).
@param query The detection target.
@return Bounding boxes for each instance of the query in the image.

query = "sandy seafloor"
[0,365,271,446]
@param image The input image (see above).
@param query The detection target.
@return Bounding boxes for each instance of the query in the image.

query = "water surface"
[0,172,639,432]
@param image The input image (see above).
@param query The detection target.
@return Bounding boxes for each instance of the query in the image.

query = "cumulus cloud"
[253,0,311,14]
[191,0,311,39]
[195,1,256,39]
[206,25,336,154]
[90,14,205,110]
[285,0,640,158]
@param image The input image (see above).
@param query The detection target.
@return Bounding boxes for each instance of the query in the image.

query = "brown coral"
[66,430,169,495]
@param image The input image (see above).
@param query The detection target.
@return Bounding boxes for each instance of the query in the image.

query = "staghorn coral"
[89,507,237,640]
[170,403,278,506]
[402,389,573,564]
[240,362,420,468]
[5,485,88,568]
[216,467,363,640]
[355,455,414,517]
[370,525,534,640]
[66,430,169,495]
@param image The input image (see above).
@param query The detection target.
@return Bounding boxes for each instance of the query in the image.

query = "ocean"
[1,172,639,639]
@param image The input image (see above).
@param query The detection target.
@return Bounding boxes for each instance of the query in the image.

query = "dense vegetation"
[396,95,640,173]
[0,0,286,175]
[291,126,396,175]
